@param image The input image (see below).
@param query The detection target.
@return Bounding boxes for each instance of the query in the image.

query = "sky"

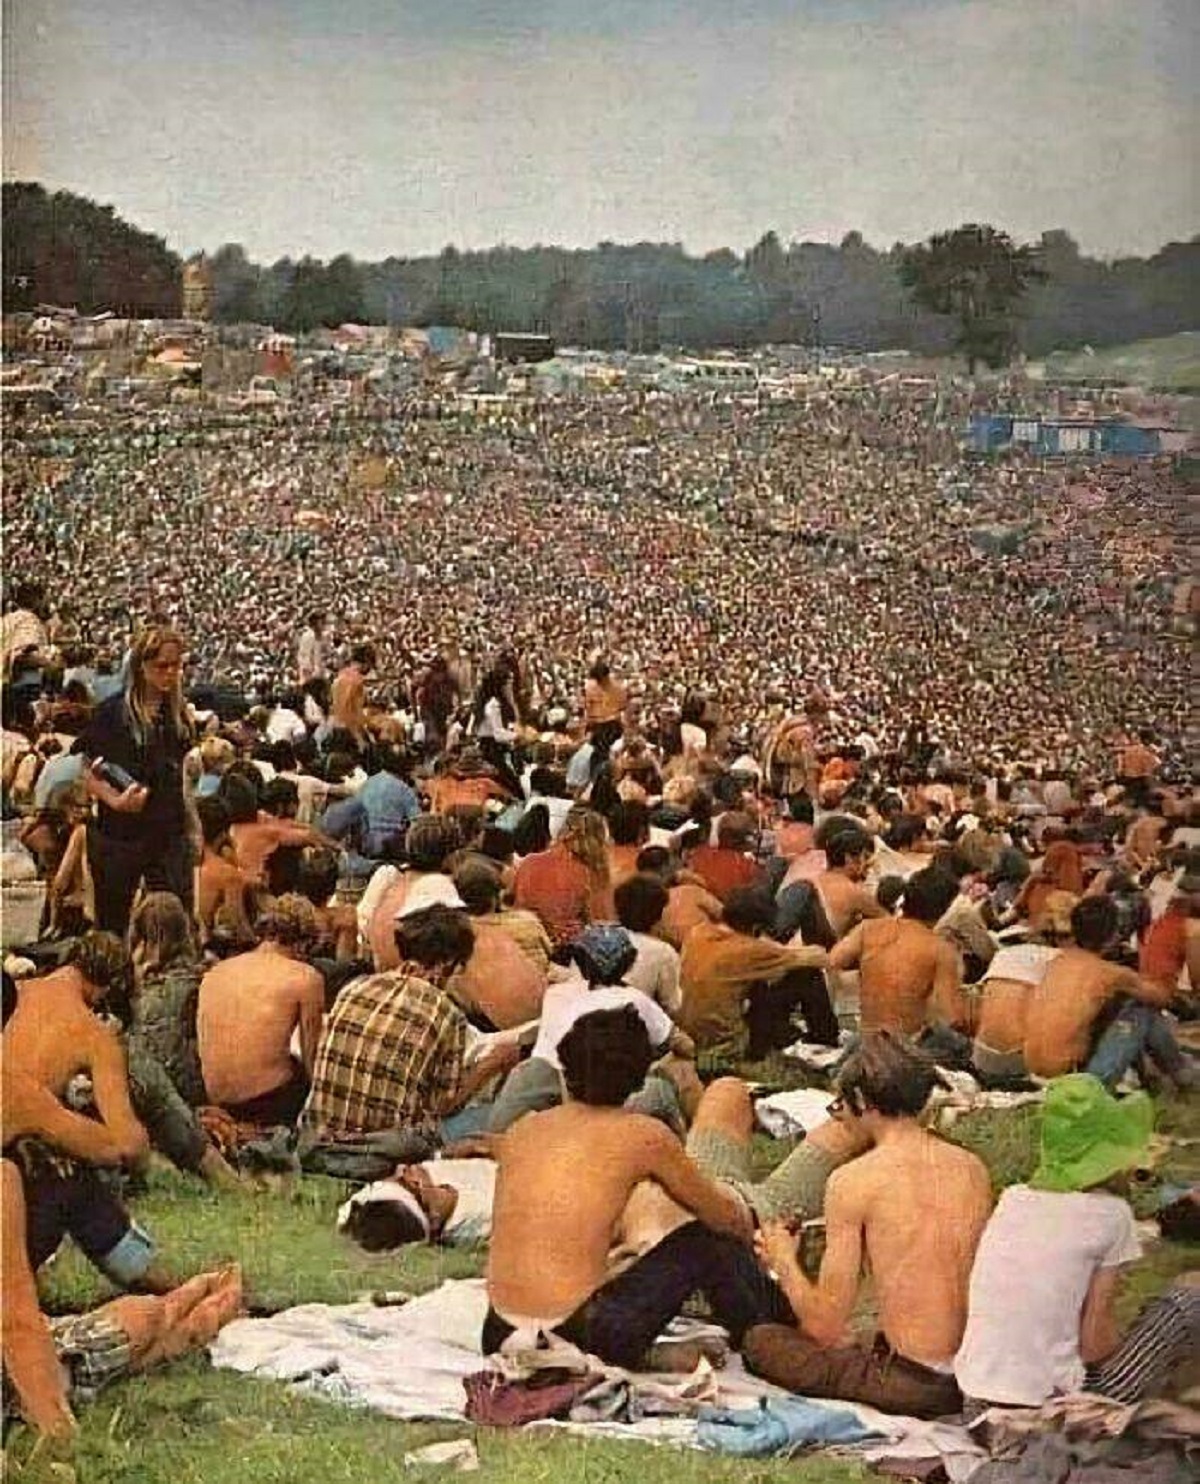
[3,0,1197,263]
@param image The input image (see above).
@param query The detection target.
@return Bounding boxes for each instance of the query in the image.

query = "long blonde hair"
[125,624,191,744]
[128,891,196,976]
[559,807,611,886]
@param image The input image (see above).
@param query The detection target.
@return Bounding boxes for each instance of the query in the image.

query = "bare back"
[489,1103,743,1320]
[858,918,944,1034]
[3,972,112,1096]
[1024,948,1132,1077]
[838,1135,991,1365]
[197,947,322,1104]
[975,978,1034,1053]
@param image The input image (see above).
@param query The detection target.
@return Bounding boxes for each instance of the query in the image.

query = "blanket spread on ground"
[209,1278,985,1475]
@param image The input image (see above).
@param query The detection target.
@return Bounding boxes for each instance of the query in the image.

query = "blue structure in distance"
[967,413,1166,457]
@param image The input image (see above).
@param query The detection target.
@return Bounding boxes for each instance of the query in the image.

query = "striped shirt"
[302,966,466,1137]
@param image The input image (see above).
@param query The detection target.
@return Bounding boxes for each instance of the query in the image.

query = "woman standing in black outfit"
[81,625,195,935]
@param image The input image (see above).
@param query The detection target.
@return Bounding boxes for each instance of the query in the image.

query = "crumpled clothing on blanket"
[967,1431,1194,1484]
[755,1088,835,1139]
[861,1417,987,1484]
[464,1367,603,1426]
[697,1395,883,1456]
[928,1072,1044,1129]
[784,1033,853,1074]
[569,1358,723,1424]
[973,1394,1200,1449]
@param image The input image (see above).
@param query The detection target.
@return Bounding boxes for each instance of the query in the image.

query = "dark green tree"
[900,224,1046,371]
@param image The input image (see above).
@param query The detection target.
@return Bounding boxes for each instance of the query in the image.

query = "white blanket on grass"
[754,1088,834,1138]
[209,1279,984,1474]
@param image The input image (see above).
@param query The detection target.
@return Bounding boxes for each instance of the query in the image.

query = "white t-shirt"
[955,1185,1141,1406]
[532,976,673,1071]
[625,932,682,1016]
[982,943,1059,986]
[337,1160,497,1247]
[266,707,307,744]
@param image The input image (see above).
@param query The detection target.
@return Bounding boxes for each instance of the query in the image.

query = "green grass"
[1040,330,1200,392]
[5,1093,1197,1482]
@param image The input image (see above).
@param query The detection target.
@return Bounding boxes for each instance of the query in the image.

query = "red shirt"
[1139,910,1187,991]
[687,845,765,903]
[513,843,610,947]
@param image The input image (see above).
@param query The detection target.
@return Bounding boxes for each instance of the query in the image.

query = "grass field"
[1039,331,1200,393]
[5,1092,1197,1483]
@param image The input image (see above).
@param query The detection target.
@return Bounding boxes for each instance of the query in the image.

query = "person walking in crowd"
[79,625,195,936]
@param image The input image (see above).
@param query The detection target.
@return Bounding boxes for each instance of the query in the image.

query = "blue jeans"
[437,1103,496,1143]
[1086,1000,1184,1088]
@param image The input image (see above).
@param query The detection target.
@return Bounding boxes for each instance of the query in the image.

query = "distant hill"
[1041,333,1200,393]
[2,182,181,318]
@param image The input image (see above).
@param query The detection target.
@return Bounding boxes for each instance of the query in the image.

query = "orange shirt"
[678,922,802,1051]
[428,776,503,814]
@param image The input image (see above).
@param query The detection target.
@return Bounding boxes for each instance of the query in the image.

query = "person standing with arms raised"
[80,625,195,935]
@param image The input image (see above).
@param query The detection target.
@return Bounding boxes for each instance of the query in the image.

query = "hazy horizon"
[4,0,1196,264]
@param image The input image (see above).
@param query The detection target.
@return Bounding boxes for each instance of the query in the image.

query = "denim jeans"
[1086,999,1185,1088]
[483,1221,790,1368]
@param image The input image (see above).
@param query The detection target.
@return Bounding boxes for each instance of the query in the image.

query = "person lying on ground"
[956,1073,1199,1411]
[338,1156,498,1250]
[1024,895,1194,1089]
[197,895,326,1127]
[485,1004,788,1371]
[743,1031,993,1419]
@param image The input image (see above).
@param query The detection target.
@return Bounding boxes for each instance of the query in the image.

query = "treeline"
[3,183,181,319]
[4,182,1197,355]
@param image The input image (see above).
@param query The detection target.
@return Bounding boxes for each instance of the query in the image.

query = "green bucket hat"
[1030,1074,1154,1193]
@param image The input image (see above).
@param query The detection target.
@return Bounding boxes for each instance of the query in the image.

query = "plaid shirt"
[302,965,467,1137]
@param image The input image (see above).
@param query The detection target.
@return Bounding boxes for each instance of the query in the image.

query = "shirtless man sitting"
[194,797,256,946]
[222,773,332,888]
[2,934,148,1166]
[829,867,966,1037]
[197,895,325,1125]
[1024,895,1193,1089]
[451,859,548,1030]
[970,939,1061,1085]
[743,1032,993,1417]
[813,827,885,940]
[485,1006,788,1370]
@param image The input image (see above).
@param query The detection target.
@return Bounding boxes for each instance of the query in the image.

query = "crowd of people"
[1,376,1196,1451]
[2,376,1193,773]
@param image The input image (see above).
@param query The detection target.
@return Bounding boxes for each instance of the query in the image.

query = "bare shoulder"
[294,964,326,1003]
[826,1156,878,1206]
[935,1137,992,1192]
